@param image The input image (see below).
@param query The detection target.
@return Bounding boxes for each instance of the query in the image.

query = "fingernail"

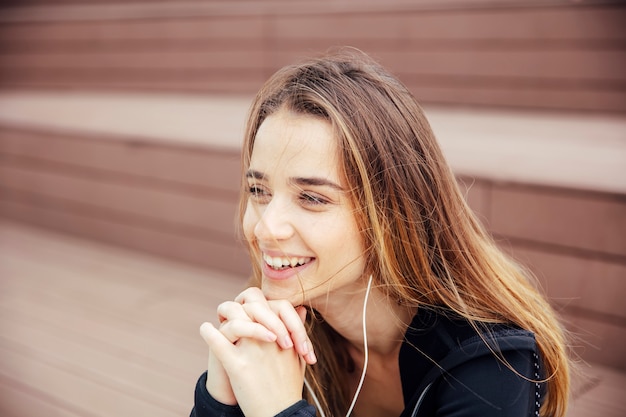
[301,341,309,355]
[265,331,277,342]
[308,350,317,364]
[283,335,293,348]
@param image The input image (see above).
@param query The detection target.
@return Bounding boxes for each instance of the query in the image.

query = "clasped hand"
[200,287,317,417]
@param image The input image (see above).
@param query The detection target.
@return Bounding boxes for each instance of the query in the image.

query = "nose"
[253,197,295,243]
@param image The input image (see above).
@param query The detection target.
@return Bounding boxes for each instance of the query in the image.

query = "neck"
[311,279,414,357]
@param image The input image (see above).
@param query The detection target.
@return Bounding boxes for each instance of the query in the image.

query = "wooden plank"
[568,364,626,417]
[404,81,626,113]
[0,184,238,245]
[272,7,626,42]
[267,47,626,81]
[490,185,626,258]
[456,175,491,226]
[0,71,266,93]
[0,329,188,417]
[565,315,626,370]
[0,164,239,236]
[0,373,88,417]
[0,198,251,275]
[0,49,267,71]
[0,127,242,193]
[1,47,623,82]
[0,15,266,43]
[0,324,190,412]
[0,225,244,296]
[0,219,246,319]
[505,245,626,321]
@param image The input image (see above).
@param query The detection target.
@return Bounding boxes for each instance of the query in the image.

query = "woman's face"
[242,109,367,308]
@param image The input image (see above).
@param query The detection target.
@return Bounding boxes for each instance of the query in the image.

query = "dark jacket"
[191,308,544,417]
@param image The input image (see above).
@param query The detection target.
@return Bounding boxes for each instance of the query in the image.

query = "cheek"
[242,202,258,243]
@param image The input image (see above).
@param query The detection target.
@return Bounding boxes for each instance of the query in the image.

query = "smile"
[263,253,313,270]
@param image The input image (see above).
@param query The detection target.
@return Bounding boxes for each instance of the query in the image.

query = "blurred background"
[0,0,625,416]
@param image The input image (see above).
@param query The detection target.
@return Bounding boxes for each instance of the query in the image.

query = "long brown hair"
[239,48,570,417]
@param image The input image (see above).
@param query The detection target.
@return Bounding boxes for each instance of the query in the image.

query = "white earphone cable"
[303,377,325,417]
[345,273,373,417]
[304,274,373,417]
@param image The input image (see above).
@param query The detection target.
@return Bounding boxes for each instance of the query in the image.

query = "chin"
[261,281,305,305]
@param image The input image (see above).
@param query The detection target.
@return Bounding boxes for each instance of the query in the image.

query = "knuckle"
[216,300,234,313]
[236,286,264,302]
[217,301,243,318]
[272,299,294,311]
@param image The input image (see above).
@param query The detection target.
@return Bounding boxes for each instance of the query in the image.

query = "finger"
[199,322,237,365]
[219,319,278,344]
[235,288,296,349]
[271,301,316,365]
[234,288,316,363]
[216,300,253,324]
[234,286,267,305]
[295,305,307,324]
[241,301,293,349]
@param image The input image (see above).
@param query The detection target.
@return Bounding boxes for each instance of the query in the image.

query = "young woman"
[191,49,571,417]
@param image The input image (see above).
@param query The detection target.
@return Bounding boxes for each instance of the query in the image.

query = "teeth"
[263,253,311,269]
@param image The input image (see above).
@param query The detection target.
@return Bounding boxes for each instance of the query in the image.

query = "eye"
[248,185,262,196]
[299,192,329,206]
[248,184,271,202]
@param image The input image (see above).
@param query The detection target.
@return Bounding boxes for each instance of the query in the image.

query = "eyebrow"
[246,170,266,181]
[245,169,345,191]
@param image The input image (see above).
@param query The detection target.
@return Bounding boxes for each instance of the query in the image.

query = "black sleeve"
[190,372,244,417]
[434,349,541,417]
[190,372,317,417]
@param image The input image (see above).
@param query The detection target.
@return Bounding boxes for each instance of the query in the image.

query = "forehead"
[250,110,341,179]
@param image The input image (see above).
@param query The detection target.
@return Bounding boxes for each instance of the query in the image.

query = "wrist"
[205,374,237,406]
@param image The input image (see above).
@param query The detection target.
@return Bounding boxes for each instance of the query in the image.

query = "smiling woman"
[190,48,572,417]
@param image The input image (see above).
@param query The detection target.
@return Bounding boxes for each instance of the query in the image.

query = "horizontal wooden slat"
[407,81,626,112]
[275,7,626,42]
[0,127,242,193]
[456,175,491,225]
[0,15,266,43]
[2,1,623,22]
[0,72,266,93]
[0,49,268,71]
[507,246,626,321]
[0,343,178,417]
[0,373,88,417]
[267,48,626,81]
[0,197,250,275]
[1,46,623,83]
[566,315,626,369]
[0,164,238,237]
[490,185,626,258]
